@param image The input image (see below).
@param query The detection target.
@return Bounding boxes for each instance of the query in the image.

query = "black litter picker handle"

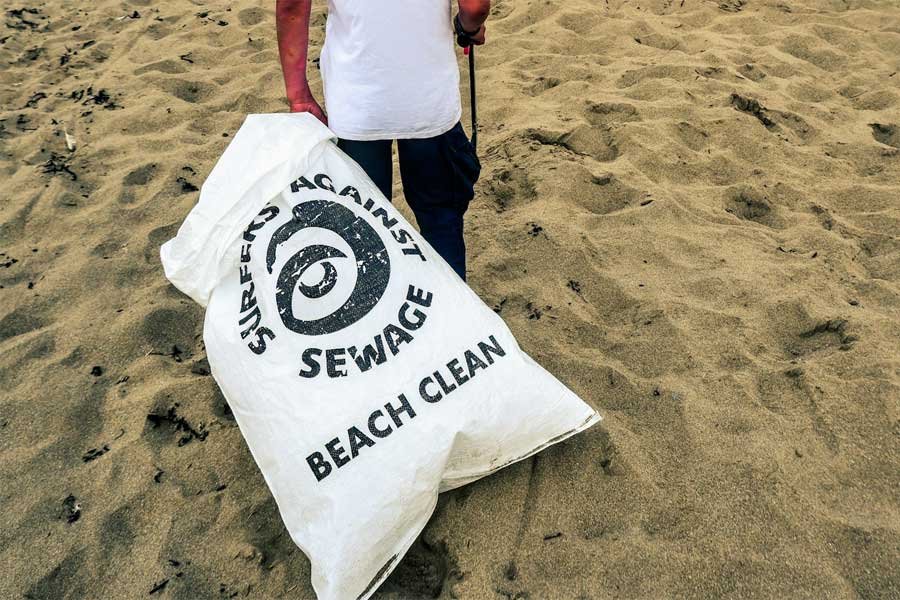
[468,46,477,153]
[454,13,478,153]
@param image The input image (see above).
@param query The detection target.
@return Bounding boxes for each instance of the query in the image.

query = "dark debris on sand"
[61,494,81,523]
[69,86,121,110]
[1,252,18,268]
[730,93,775,129]
[190,357,210,376]
[869,122,899,148]
[42,153,78,180]
[176,176,199,193]
[23,91,46,108]
[149,344,187,363]
[148,578,168,595]
[6,7,47,31]
[526,222,543,237]
[82,444,109,462]
[146,403,208,446]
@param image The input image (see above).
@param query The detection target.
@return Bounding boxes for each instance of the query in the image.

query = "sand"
[2,0,899,597]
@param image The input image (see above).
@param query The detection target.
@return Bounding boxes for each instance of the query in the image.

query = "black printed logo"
[266,199,391,336]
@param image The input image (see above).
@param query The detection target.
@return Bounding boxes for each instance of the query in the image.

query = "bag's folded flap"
[160,112,336,307]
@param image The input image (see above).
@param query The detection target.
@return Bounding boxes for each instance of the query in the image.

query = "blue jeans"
[338,122,480,280]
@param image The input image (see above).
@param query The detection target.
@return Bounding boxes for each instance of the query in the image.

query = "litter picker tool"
[455,14,479,153]
[465,45,477,153]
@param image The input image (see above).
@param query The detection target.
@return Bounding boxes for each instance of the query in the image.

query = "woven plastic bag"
[160,113,599,600]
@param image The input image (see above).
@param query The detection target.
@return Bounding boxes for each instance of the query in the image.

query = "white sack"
[161,113,600,600]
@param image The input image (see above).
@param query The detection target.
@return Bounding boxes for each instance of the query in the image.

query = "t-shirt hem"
[330,107,463,141]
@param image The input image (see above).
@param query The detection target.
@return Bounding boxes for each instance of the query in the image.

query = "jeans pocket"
[444,124,482,210]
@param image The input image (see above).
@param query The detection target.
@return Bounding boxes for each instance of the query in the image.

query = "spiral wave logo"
[265,200,391,336]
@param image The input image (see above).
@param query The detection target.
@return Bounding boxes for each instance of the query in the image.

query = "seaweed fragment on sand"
[730,93,775,129]
[146,404,208,446]
[82,444,109,462]
[69,86,121,110]
[61,495,81,523]
[42,153,78,180]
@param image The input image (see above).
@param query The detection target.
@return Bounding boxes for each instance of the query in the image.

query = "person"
[275,0,490,280]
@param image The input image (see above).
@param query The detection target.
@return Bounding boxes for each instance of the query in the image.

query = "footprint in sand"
[578,173,642,216]
[0,305,48,343]
[145,222,180,263]
[133,59,188,76]
[737,63,766,82]
[724,186,784,229]
[526,127,619,162]
[585,102,641,127]
[487,166,537,212]
[157,78,218,104]
[523,76,561,97]
[673,121,710,152]
[780,34,848,72]
[238,7,266,27]
[869,123,899,148]
[556,11,599,36]
[616,65,697,89]
[24,551,88,599]
[380,538,458,598]
[123,163,157,186]
[138,304,203,357]
[787,319,857,357]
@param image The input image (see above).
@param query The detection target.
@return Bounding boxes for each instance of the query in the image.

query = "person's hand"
[290,97,327,125]
[467,25,486,45]
[455,24,486,47]
[455,12,487,47]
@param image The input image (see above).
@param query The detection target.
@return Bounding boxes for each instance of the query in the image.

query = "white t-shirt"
[320,0,462,141]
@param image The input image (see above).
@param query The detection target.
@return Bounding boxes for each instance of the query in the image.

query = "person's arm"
[457,0,491,45]
[276,0,327,123]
